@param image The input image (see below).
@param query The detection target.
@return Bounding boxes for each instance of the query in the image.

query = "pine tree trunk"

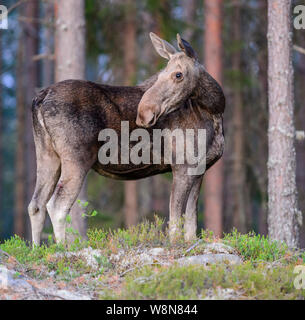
[232,2,246,232]
[24,0,39,239]
[295,31,305,246]
[43,2,54,87]
[123,0,138,228]
[203,0,223,237]
[267,0,300,247]
[182,0,196,41]
[55,0,87,238]
[15,35,26,237]
[0,30,3,227]
[41,2,55,237]
[257,0,268,236]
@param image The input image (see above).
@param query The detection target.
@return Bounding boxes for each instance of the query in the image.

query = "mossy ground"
[1,216,305,300]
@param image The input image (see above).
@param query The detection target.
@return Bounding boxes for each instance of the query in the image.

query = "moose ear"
[149,32,177,60]
[177,33,198,60]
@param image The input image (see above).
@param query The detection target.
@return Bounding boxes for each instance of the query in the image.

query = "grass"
[1,217,305,300]
[104,262,303,300]
[223,229,289,262]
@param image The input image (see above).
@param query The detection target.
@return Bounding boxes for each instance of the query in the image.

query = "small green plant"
[223,229,288,262]
[0,235,65,265]
[200,229,215,242]
[87,215,168,251]
[76,199,99,218]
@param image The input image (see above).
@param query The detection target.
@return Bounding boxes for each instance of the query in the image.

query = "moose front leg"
[169,169,196,243]
[184,176,202,242]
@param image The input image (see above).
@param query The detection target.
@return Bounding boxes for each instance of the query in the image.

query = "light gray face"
[136,33,201,128]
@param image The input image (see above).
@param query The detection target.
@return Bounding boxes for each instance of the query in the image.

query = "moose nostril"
[148,114,155,125]
[136,115,144,126]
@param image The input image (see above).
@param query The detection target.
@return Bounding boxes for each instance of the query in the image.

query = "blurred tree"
[14,32,26,238]
[182,0,196,41]
[0,30,2,229]
[231,0,246,232]
[54,0,87,238]
[256,0,268,235]
[149,0,172,222]
[42,1,54,88]
[267,0,300,247]
[203,0,223,237]
[294,5,305,247]
[123,0,138,228]
[13,0,40,238]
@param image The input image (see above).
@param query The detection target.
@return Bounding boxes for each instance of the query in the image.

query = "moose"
[28,33,225,245]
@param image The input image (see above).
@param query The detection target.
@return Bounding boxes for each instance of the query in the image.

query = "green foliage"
[76,199,99,219]
[0,235,65,265]
[145,0,180,41]
[1,225,304,300]
[88,215,167,250]
[105,262,304,300]
[223,229,288,262]
[120,264,209,300]
[88,222,305,300]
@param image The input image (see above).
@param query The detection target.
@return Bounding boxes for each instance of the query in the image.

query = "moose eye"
[175,72,183,80]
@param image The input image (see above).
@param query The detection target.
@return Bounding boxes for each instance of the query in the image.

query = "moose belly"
[92,162,171,180]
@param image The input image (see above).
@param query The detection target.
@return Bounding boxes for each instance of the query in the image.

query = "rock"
[148,248,165,256]
[41,289,91,300]
[0,265,92,300]
[110,249,158,273]
[203,287,243,300]
[54,247,103,270]
[77,247,102,270]
[135,252,154,264]
[177,253,242,266]
[203,242,238,255]
[0,266,32,290]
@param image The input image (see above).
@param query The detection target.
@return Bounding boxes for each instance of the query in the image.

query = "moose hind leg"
[46,161,88,243]
[184,177,202,242]
[28,153,60,246]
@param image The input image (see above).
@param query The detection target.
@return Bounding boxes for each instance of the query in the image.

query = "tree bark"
[267,0,300,247]
[55,0,86,81]
[55,0,87,237]
[295,23,305,247]
[23,0,39,239]
[257,0,268,236]
[232,1,246,232]
[15,33,26,237]
[182,0,196,41]
[203,0,223,237]
[123,0,138,228]
[43,2,54,87]
[0,30,3,229]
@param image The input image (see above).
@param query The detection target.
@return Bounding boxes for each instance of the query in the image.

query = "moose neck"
[190,69,225,115]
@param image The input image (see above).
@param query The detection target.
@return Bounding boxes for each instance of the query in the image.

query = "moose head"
[136,32,203,128]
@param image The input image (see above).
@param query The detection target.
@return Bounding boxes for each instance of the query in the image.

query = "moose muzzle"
[136,94,161,128]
